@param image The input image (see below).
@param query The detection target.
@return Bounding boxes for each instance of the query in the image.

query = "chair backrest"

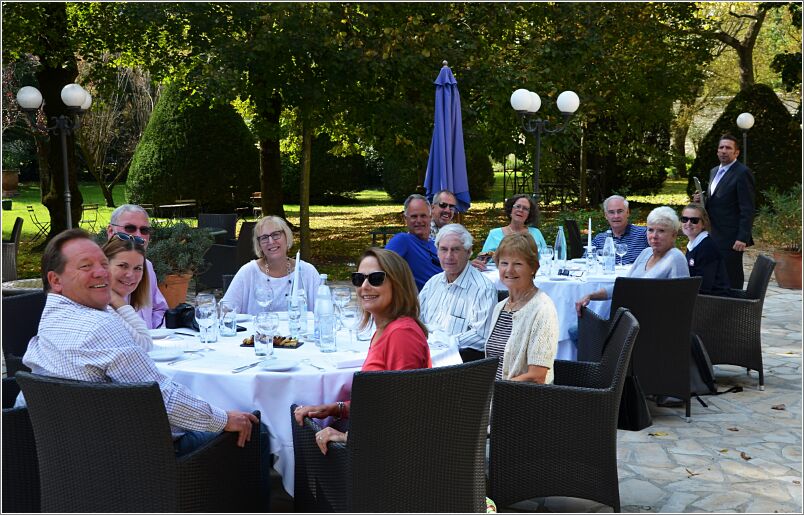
[576,306,627,363]
[15,372,179,512]
[347,358,498,513]
[610,277,702,400]
[198,213,238,240]
[8,216,23,245]
[1,290,47,360]
[596,310,640,395]
[563,219,584,259]
[237,221,257,267]
[3,383,40,513]
[745,254,776,301]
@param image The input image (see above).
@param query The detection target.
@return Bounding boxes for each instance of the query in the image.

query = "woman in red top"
[293,248,431,453]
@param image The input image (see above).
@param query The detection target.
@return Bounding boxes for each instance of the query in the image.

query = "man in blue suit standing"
[695,134,755,289]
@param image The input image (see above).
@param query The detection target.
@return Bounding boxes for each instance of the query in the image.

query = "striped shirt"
[418,263,497,352]
[17,293,228,438]
[592,224,649,264]
[485,311,514,380]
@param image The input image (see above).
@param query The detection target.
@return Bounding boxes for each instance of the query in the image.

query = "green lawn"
[4,177,692,281]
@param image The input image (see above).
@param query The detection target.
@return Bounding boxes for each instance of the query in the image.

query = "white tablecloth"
[482,262,629,360]
[153,313,462,496]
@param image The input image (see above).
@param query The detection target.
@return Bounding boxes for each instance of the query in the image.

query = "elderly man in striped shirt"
[591,195,649,264]
[418,224,497,362]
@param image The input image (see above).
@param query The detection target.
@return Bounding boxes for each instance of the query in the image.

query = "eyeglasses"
[351,271,386,287]
[680,216,701,224]
[111,223,151,235]
[437,202,457,211]
[512,204,530,212]
[257,231,284,243]
[114,232,146,246]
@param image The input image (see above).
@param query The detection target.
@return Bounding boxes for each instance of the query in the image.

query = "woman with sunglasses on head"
[472,194,547,271]
[293,248,431,453]
[222,215,321,315]
[681,204,731,296]
[102,233,153,351]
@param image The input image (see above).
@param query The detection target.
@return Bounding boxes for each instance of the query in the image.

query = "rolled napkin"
[587,217,592,249]
[334,354,368,369]
[291,250,301,297]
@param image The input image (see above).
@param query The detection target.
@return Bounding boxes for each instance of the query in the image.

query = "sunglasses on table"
[680,216,701,224]
[351,271,386,287]
[110,223,151,235]
[436,202,457,211]
[257,231,285,243]
[114,232,146,246]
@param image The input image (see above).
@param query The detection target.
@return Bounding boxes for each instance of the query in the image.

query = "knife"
[232,361,263,374]
[173,331,198,337]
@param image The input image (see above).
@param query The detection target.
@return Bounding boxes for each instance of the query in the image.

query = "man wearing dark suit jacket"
[695,134,755,288]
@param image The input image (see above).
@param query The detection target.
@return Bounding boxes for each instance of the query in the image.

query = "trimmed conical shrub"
[688,84,801,208]
[127,82,260,212]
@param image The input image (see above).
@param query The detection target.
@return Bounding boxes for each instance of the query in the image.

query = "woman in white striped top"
[485,233,559,383]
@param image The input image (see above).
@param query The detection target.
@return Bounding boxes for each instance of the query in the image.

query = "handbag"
[617,373,653,431]
[164,303,200,331]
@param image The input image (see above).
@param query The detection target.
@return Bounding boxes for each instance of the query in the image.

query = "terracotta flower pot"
[2,170,19,198]
[158,273,193,308]
[772,251,802,290]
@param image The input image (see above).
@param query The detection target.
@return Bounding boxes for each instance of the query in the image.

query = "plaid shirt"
[17,293,227,438]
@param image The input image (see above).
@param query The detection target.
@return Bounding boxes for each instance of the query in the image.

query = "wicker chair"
[2,377,40,513]
[563,218,585,259]
[15,372,262,513]
[611,276,703,420]
[488,310,640,512]
[198,213,238,243]
[291,358,498,513]
[576,306,628,362]
[692,254,776,389]
[1,290,46,377]
[2,216,23,281]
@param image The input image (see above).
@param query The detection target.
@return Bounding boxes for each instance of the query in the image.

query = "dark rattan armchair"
[576,306,628,362]
[692,254,776,389]
[611,276,703,420]
[1,290,46,377]
[15,372,262,513]
[563,218,585,259]
[2,377,40,513]
[488,310,640,512]
[292,358,498,513]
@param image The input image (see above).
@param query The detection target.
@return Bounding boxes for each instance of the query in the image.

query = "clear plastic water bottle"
[554,226,567,270]
[603,230,616,274]
[313,274,334,345]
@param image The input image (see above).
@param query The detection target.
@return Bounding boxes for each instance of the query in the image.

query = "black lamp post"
[736,112,754,167]
[16,84,92,229]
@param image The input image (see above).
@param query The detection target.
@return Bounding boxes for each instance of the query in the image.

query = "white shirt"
[418,262,497,352]
[222,259,321,315]
[687,230,710,252]
[710,160,736,194]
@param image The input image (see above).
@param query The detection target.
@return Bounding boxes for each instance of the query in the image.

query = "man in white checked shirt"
[418,224,497,362]
[15,229,271,508]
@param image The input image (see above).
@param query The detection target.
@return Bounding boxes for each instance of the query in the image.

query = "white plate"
[549,276,570,281]
[259,358,299,372]
[236,314,252,322]
[570,258,587,264]
[149,328,173,339]
[148,348,183,361]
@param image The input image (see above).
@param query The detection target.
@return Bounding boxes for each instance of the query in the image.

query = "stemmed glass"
[540,245,554,276]
[340,304,359,347]
[331,286,351,328]
[254,282,274,313]
[615,243,628,267]
[195,295,217,351]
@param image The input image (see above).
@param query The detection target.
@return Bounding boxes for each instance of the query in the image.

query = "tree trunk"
[299,118,312,261]
[258,94,287,221]
[671,96,699,179]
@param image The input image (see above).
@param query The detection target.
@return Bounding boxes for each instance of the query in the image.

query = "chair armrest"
[554,359,607,389]
[576,307,609,362]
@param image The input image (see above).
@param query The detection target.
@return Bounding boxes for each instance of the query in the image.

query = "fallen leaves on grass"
[727,427,739,432]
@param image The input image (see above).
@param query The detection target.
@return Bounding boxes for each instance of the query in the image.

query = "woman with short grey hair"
[575,205,689,314]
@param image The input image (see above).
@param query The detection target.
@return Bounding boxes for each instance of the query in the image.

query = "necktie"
[710,166,727,194]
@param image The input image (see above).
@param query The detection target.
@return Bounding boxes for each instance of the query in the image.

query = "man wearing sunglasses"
[429,189,458,239]
[419,224,496,362]
[385,194,442,291]
[106,204,169,328]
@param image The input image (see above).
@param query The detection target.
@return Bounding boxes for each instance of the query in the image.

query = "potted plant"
[2,144,21,198]
[147,222,215,307]
[754,186,802,289]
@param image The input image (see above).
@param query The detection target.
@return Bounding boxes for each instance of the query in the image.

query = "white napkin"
[334,354,367,369]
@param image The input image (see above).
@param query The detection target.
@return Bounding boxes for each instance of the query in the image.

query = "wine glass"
[331,286,351,328]
[195,301,217,351]
[254,282,274,313]
[615,243,628,267]
[540,245,554,276]
[340,304,359,347]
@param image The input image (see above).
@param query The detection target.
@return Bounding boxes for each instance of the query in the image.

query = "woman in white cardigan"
[485,233,559,383]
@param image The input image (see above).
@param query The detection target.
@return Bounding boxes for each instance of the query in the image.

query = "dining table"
[150,312,462,497]
[482,259,630,361]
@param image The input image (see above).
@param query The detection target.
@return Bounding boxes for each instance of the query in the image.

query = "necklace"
[264,257,292,278]
[505,287,538,312]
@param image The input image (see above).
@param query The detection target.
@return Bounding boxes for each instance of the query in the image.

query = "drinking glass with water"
[255,312,278,358]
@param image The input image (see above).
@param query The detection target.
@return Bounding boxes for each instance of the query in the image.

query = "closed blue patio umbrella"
[424,61,470,212]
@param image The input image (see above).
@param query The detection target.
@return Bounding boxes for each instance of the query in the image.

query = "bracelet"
[335,401,344,420]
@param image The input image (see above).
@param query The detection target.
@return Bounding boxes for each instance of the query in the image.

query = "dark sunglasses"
[114,232,146,246]
[351,271,386,287]
[680,216,701,224]
[437,202,457,211]
[111,223,151,236]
